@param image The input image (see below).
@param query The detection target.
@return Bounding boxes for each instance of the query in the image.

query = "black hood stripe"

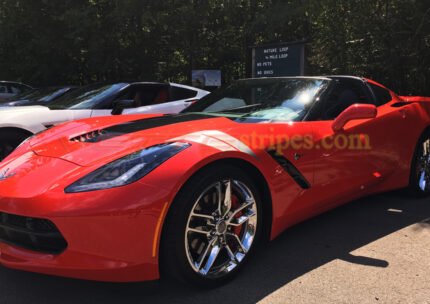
[70,114,214,143]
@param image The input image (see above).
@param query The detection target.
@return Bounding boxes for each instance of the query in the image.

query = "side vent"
[267,149,311,189]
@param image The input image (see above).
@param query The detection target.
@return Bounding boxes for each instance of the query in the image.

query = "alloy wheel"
[417,138,430,192]
[184,179,258,279]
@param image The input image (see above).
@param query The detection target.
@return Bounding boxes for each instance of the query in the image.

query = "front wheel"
[408,130,430,197]
[161,165,263,287]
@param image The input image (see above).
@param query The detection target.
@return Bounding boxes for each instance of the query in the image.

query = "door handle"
[294,153,303,160]
[399,108,407,119]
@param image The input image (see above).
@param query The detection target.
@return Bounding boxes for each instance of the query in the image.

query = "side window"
[169,86,197,101]
[151,86,169,104]
[134,86,168,106]
[96,87,134,109]
[112,85,169,108]
[9,85,21,94]
[320,80,373,120]
[0,84,7,93]
[369,83,392,106]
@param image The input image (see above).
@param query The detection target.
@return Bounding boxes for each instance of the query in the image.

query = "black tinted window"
[0,84,8,93]
[369,83,392,106]
[9,85,21,94]
[170,86,197,100]
[114,84,169,107]
[320,80,372,120]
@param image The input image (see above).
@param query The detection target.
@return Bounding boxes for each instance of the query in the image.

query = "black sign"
[252,42,305,78]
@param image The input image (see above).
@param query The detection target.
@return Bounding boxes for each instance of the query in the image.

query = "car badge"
[0,168,15,181]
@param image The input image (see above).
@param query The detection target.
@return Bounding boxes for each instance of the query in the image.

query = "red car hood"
[29,114,240,166]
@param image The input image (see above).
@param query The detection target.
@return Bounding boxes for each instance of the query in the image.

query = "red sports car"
[0,76,429,287]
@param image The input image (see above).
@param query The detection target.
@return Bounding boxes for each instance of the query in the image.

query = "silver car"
[0,81,33,102]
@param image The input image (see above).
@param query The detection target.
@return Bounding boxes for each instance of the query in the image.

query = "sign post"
[191,70,222,89]
[251,41,306,78]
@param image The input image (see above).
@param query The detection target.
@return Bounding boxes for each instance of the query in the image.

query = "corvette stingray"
[0,76,429,287]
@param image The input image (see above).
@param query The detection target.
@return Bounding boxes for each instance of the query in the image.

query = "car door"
[90,84,136,117]
[309,78,379,207]
[36,109,93,130]
[361,81,417,186]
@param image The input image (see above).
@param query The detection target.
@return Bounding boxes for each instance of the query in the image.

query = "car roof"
[237,76,332,81]
[238,75,367,82]
[324,75,366,81]
[0,81,27,85]
[93,81,205,92]
[37,85,78,89]
[128,81,166,85]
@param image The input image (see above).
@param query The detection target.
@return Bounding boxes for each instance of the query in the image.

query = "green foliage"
[0,0,428,95]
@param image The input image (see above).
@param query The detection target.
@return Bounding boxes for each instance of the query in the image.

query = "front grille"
[0,212,67,254]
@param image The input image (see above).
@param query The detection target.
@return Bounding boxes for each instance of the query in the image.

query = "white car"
[0,82,209,160]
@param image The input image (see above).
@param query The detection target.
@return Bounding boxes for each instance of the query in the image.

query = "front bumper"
[0,153,171,282]
[0,188,169,282]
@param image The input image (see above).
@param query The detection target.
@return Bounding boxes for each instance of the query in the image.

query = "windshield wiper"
[214,103,262,113]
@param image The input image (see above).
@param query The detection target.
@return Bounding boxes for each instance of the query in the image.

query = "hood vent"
[70,130,110,143]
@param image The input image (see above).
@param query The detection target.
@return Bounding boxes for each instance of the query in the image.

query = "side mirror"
[111,99,135,115]
[332,104,377,132]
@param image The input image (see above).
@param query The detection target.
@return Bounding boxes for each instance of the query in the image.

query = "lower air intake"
[0,212,67,254]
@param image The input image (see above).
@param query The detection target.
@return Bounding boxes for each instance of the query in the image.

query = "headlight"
[65,142,190,193]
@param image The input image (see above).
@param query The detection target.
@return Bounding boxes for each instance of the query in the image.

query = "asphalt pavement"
[1,192,429,304]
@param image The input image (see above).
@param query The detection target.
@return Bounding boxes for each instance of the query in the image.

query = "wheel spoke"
[423,173,430,191]
[187,227,210,236]
[201,243,221,275]
[196,238,216,270]
[423,139,430,156]
[229,200,254,220]
[223,180,232,217]
[225,244,238,263]
[215,182,223,215]
[227,232,248,253]
[229,210,256,227]
[191,212,215,221]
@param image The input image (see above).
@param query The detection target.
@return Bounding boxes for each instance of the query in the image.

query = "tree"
[0,0,428,95]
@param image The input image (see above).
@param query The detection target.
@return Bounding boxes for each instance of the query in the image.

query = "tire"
[0,129,32,161]
[160,164,263,288]
[408,129,430,197]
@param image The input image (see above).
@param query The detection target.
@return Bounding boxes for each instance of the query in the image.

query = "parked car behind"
[0,81,33,101]
[0,86,77,107]
[0,81,209,160]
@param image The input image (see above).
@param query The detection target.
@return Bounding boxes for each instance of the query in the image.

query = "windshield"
[18,87,72,104]
[183,78,328,122]
[45,83,128,110]
[5,89,38,101]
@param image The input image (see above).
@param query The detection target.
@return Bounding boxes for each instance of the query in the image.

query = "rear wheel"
[161,165,262,287]
[0,130,32,161]
[408,129,430,197]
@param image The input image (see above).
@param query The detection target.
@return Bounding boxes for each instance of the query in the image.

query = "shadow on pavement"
[1,193,429,304]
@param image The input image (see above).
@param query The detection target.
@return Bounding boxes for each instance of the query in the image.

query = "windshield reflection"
[46,83,128,110]
[184,78,328,122]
